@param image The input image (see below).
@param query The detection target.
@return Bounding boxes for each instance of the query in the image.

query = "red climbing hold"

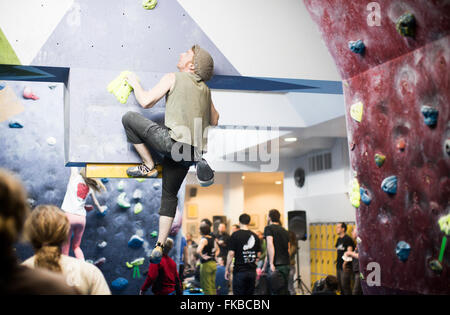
[23,87,39,100]
[397,138,406,151]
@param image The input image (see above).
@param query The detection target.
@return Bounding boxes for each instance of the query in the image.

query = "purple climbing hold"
[348,40,365,54]
[381,176,397,194]
[8,121,23,128]
[94,257,106,267]
[395,241,411,262]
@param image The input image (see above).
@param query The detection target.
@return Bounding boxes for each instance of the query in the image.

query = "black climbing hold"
[396,13,416,37]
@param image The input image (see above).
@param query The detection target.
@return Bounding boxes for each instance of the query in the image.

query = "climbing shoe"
[196,158,214,187]
[149,242,164,264]
[126,164,158,178]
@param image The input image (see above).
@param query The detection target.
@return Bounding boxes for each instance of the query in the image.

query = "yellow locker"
[330,251,337,275]
[316,251,322,275]
[310,225,316,249]
[320,225,326,249]
[347,223,355,237]
[310,250,316,274]
[320,251,326,276]
[327,225,334,249]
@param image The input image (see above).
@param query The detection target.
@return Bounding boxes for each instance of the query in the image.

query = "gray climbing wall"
[1,0,241,295]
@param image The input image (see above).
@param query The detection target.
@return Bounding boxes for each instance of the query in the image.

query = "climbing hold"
[381,176,397,194]
[128,234,144,248]
[421,106,438,127]
[134,202,143,214]
[126,257,145,268]
[8,121,23,128]
[27,198,36,207]
[438,214,450,235]
[86,259,94,264]
[84,204,94,212]
[445,139,450,156]
[356,237,362,244]
[395,241,411,262]
[359,187,372,205]
[117,192,131,208]
[350,101,363,123]
[429,259,443,274]
[117,180,125,191]
[142,0,157,10]
[48,85,57,90]
[101,178,109,184]
[374,153,386,167]
[348,40,365,54]
[23,86,39,100]
[97,241,107,249]
[349,178,360,208]
[94,257,106,267]
[397,138,406,151]
[150,231,158,238]
[107,71,134,104]
[0,82,5,90]
[350,142,356,151]
[136,178,146,183]
[360,272,364,280]
[111,277,128,291]
[396,13,416,37]
[133,189,143,200]
[46,137,57,146]
[153,182,161,190]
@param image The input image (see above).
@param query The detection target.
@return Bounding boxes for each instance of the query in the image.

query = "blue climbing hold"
[421,106,438,127]
[348,40,365,54]
[128,235,144,249]
[381,176,397,194]
[395,241,411,262]
[111,277,128,291]
[359,187,372,205]
[0,83,5,90]
[101,178,109,184]
[8,121,23,128]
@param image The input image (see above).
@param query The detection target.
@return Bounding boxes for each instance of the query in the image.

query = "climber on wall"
[121,45,219,264]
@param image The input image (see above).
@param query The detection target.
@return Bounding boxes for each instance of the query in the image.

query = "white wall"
[281,138,355,292]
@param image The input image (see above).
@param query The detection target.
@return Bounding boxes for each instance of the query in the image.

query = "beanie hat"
[192,44,214,82]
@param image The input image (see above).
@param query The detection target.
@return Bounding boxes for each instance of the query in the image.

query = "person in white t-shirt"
[23,205,111,295]
[60,167,106,260]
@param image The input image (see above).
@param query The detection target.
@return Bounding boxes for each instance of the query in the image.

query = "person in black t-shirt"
[225,213,261,295]
[263,209,290,295]
[215,223,231,264]
[335,222,355,295]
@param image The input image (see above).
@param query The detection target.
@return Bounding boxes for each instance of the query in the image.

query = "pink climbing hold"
[23,87,39,100]
[84,204,94,212]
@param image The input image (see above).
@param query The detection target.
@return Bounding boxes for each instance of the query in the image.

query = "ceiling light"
[241,176,245,180]
[275,180,282,185]
[284,137,297,142]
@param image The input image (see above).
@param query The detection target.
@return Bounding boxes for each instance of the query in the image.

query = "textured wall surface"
[1,80,185,295]
[304,0,450,294]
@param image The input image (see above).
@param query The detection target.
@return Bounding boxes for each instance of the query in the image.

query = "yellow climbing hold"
[350,101,363,123]
[349,177,361,208]
[438,214,450,235]
[143,0,157,10]
[107,71,134,104]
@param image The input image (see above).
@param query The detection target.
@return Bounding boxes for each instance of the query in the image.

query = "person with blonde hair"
[61,167,107,260]
[23,204,111,295]
[0,168,78,294]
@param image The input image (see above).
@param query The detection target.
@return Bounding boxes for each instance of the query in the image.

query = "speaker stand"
[294,243,311,295]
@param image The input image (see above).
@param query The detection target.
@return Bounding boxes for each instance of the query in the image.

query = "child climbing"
[61,167,107,260]
[121,45,219,264]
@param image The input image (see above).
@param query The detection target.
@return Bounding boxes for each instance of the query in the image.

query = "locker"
[310,250,316,274]
[327,225,334,249]
[316,251,322,274]
[310,225,316,249]
[320,225,326,249]
[320,251,326,276]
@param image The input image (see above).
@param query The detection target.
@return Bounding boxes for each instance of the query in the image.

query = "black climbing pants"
[122,111,195,218]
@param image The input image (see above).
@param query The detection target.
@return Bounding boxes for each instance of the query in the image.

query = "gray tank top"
[164,72,211,152]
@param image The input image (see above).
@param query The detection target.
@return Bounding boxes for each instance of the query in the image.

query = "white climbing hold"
[133,189,143,199]
[46,137,57,146]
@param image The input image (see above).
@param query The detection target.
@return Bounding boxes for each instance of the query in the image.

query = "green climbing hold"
[374,153,386,167]
[134,202,143,214]
[360,272,364,280]
[135,178,146,183]
[142,0,157,10]
[117,192,131,209]
[126,257,145,268]
[117,179,125,191]
[396,13,416,37]
[150,231,158,238]
[107,71,134,104]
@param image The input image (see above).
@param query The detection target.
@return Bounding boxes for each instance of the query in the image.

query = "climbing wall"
[304,0,450,294]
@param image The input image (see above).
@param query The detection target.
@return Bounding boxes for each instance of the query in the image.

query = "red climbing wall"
[304,0,450,294]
